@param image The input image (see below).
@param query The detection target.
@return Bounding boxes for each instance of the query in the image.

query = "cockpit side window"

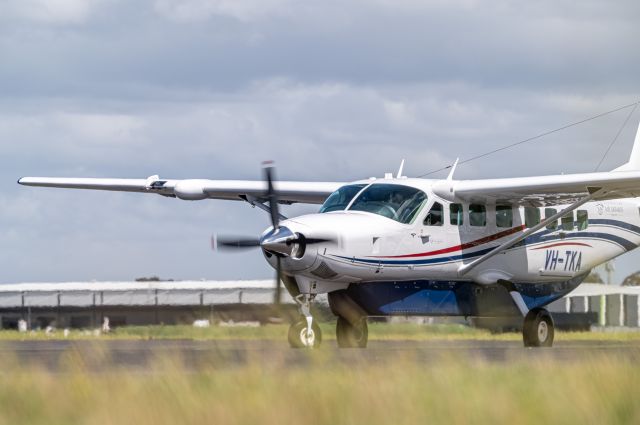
[348,184,428,224]
[319,184,366,213]
[424,202,443,226]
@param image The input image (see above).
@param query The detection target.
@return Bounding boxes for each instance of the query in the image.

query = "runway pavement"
[1,339,639,372]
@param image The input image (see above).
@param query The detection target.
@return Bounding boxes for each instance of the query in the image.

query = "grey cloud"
[1,0,639,98]
[2,0,640,283]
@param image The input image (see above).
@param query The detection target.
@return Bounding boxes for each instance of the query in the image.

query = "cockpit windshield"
[348,184,427,224]
[319,184,366,213]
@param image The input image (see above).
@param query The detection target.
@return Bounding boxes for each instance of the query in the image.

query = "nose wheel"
[522,307,554,347]
[288,294,322,348]
[288,318,322,348]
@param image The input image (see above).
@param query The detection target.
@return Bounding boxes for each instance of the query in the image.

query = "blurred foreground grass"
[0,351,638,425]
[1,322,640,341]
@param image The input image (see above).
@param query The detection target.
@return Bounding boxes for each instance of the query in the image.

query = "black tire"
[336,316,368,348]
[288,318,322,348]
[523,308,554,347]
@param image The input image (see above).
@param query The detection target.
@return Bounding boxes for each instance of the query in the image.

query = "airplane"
[18,123,640,349]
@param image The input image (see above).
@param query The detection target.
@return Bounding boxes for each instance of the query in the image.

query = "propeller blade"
[263,161,280,230]
[212,235,261,251]
[304,237,335,245]
[274,256,282,306]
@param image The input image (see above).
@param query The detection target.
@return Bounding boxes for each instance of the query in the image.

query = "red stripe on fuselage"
[531,242,592,250]
[370,225,526,259]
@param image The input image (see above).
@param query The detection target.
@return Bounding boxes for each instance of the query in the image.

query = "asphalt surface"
[1,339,639,372]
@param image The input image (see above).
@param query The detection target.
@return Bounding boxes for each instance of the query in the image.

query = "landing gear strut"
[336,316,368,348]
[522,307,554,347]
[288,294,321,348]
[504,282,555,348]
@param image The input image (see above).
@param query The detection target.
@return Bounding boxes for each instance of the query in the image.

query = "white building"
[1,280,638,330]
[0,280,293,329]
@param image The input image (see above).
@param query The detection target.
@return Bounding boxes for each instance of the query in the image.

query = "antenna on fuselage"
[446,158,459,181]
[396,159,405,179]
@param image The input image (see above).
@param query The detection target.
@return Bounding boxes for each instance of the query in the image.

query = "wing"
[18,176,345,205]
[433,170,640,206]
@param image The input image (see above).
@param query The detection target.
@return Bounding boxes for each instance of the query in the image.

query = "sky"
[1,0,640,283]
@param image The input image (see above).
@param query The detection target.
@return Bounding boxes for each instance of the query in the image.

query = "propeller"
[212,162,335,308]
[212,162,286,307]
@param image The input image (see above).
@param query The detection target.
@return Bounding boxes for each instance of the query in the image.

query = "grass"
[0,323,639,424]
[2,322,640,342]
[0,353,638,425]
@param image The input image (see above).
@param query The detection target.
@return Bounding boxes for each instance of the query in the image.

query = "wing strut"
[458,187,605,277]
[239,195,288,221]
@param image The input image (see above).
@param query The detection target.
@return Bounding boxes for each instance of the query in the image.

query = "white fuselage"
[267,178,640,294]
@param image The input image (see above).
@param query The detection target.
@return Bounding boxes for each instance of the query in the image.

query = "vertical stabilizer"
[614,122,640,171]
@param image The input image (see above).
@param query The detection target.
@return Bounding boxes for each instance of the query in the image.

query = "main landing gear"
[336,317,368,348]
[505,284,555,348]
[328,290,369,348]
[288,294,322,348]
[522,307,555,347]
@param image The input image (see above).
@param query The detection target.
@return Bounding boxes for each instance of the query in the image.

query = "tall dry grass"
[4,323,640,341]
[0,351,638,425]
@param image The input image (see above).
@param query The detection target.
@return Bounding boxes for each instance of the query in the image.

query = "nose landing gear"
[288,294,322,348]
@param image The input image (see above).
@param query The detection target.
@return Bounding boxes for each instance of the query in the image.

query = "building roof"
[568,283,640,297]
[0,280,275,292]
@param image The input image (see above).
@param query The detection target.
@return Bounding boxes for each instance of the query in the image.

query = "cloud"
[54,113,147,145]
[0,0,101,25]
[2,0,640,283]
[153,0,295,22]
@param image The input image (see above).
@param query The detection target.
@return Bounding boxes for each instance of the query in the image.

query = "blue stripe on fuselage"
[332,219,639,266]
[589,218,640,235]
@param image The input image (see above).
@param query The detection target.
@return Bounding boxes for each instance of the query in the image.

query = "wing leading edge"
[17,176,345,205]
[432,170,640,206]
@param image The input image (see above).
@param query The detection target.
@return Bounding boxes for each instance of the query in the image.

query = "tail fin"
[613,122,640,171]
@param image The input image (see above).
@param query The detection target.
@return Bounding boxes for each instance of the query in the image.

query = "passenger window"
[496,205,513,228]
[524,207,541,228]
[545,208,558,230]
[450,203,464,226]
[424,202,443,226]
[469,204,486,227]
[577,210,588,231]
[561,212,574,231]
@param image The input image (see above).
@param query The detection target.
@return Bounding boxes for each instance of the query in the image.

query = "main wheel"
[288,318,322,348]
[336,316,368,348]
[522,308,554,347]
